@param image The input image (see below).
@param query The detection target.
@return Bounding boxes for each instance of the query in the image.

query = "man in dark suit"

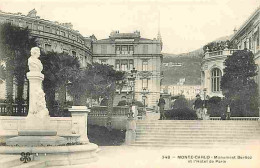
[158,95,166,120]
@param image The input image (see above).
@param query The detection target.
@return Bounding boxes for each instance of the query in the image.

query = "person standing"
[158,95,166,120]
[226,105,231,120]
[193,94,203,120]
[131,101,138,120]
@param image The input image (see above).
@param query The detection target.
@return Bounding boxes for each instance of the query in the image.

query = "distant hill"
[162,35,231,86]
[162,49,203,85]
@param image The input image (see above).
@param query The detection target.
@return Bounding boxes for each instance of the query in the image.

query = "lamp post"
[128,68,137,102]
[203,88,207,107]
[141,88,149,108]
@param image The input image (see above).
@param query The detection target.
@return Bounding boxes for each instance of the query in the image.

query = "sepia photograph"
[0,0,259,167]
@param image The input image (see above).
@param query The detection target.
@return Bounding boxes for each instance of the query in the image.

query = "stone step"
[136,120,259,125]
[135,133,260,138]
[131,142,256,148]
[135,135,259,139]
[134,139,258,145]
[12,161,46,168]
[0,155,22,168]
[135,129,260,134]
[135,137,259,142]
[135,127,260,131]
[137,123,260,127]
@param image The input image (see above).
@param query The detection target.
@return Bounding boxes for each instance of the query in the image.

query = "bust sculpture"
[28,47,42,72]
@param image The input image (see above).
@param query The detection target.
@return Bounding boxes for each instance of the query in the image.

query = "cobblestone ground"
[66,143,260,168]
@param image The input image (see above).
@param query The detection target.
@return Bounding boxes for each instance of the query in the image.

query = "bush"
[207,96,222,117]
[165,108,197,120]
[172,96,188,109]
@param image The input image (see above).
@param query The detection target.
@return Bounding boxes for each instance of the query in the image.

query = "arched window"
[211,68,222,92]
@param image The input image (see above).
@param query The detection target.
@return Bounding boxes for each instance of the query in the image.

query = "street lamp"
[128,68,137,101]
[141,88,149,108]
[203,88,207,107]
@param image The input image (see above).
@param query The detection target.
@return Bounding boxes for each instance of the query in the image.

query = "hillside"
[162,35,232,86]
[162,48,203,85]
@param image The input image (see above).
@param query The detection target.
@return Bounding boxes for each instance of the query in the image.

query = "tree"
[40,51,81,116]
[0,23,36,115]
[221,49,259,116]
[67,62,125,130]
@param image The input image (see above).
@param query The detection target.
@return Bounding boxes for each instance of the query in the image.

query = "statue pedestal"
[69,106,90,144]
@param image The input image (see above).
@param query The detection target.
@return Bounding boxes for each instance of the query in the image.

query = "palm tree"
[40,51,81,116]
[0,23,36,115]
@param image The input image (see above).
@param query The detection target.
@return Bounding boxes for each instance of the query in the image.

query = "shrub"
[172,95,188,109]
[165,107,197,120]
[207,96,222,117]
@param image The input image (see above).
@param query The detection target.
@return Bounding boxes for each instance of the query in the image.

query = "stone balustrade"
[88,106,131,130]
[0,103,28,116]
[204,49,239,59]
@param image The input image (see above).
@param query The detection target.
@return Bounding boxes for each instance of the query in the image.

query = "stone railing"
[89,106,130,117]
[210,117,259,121]
[88,106,131,130]
[204,49,239,59]
[0,103,28,116]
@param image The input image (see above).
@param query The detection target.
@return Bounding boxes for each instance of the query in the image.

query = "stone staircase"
[132,120,260,147]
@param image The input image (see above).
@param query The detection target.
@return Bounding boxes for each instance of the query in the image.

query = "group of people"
[193,94,231,120]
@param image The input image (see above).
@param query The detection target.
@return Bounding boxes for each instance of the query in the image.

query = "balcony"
[203,49,239,60]
[116,51,134,55]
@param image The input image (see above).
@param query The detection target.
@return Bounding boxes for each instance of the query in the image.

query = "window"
[121,46,128,54]
[38,25,43,31]
[18,21,23,27]
[72,51,77,57]
[26,22,32,29]
[116,45,121,54]
[45,26,50,32]
[244,41,247,49]
[45,44,52,52]
[52,28,56,34]
[142,60,148,71]
[249,37,252,49]
[101,45,107,54]
[143,45,148,54]
[121,60,128,71]
[129,45,134,54]
[142,78,148,89]
[63,49,68,53]
[60,31,65,36]
[211,68,222,92]
[129,60,134,70]
[115,60,120,70]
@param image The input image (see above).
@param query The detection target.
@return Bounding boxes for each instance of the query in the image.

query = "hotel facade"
[0,9,93,100]
[92,31,163,108]
[201,7,260,99]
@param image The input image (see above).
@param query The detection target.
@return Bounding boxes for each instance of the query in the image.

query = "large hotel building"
[201,7,260,99]
[0,9,93,100]
[92,31,163,108]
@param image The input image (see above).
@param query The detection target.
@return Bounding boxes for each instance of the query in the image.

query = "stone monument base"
[6,130,67,146]
[6,136,67,146]
[0,143,98,166]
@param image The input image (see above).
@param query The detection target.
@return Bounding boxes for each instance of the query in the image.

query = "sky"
[0,0,259,54]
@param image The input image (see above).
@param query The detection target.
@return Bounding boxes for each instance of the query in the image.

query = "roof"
[230,6,260,42]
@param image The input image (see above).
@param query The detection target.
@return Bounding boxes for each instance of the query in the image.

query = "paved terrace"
[54,144,260,168]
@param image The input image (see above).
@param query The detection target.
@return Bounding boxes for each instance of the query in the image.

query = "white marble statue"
[28,47,42,72]
[27,47,49,118]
